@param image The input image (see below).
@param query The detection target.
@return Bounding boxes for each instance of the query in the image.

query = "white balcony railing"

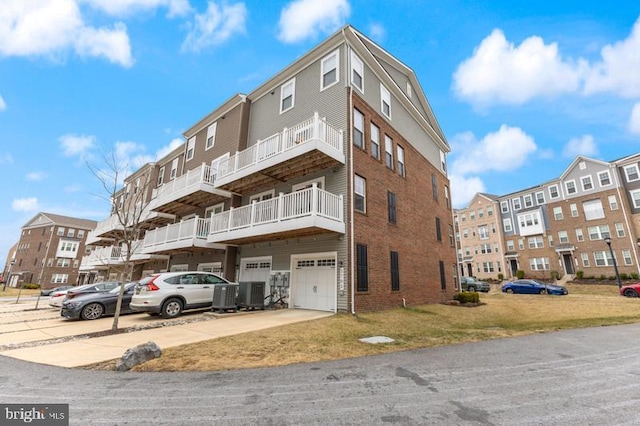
[210,184,343,235]
[142,217,211,251]
[150,163,216,207]
[216,113,344,181]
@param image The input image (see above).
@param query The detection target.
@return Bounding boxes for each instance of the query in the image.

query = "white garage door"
[291,255,336,312]
[239,257,272,298]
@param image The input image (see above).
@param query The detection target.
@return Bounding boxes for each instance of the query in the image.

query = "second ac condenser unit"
[237,281,266,310]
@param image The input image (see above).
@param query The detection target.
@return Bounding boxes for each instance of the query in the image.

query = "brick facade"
[349,93,456,311]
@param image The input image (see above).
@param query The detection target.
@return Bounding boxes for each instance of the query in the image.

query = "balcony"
[148,163,232,217]
[208,184,345,245]
[214,113,344,194]
[141,216,226,254]
[85,216,123,245]
[80,241,168,270]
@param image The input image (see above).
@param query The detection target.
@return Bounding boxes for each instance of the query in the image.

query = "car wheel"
[623,289,638,298]
[161,298,183,319]
[539,289,548,295]
[467,286,476,292]
[81,303,105,320]
[505,288,514,294]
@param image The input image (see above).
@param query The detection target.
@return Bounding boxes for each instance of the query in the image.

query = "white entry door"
[291,254,336,312]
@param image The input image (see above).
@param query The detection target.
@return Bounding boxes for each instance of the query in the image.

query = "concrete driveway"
[0,297,332,368]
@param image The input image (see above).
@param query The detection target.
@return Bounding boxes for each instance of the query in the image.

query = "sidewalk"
[0,309,333,368]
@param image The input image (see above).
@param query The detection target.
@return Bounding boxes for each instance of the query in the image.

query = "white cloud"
[181,1,246,52]
[453,29,583,107]
[60,134,96,157]
[562,135,598,158]
[277,0,350,43]
[449,125,537,176]
[12,197,39,212]
[0,95,6,111]
[0,0,133,67]
[630,103,640,135]
[155,137,184,159]
[450,174,486,209]
[82,0,192,18]
[367,23,385,43]
[583,18,640,97]
[26,171,47,181]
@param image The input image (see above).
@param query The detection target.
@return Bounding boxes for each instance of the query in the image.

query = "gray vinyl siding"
[240,233,348,311]
[376,58,428,118]
[247,45,348,146]
[359,54,443,174]
[560,161,613,200]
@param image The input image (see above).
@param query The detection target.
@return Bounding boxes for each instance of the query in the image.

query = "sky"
[1,0,640,265]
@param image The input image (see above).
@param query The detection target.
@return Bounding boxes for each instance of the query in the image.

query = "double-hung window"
[321,50,339,89]
[170,158,179,180]
[206,122,217,150]
[186,136,195,161]
[157,166,165,186]
[397,145,405,177]
[625,164,639,182]
[384,135,393,169]
[351,52,364,92]
[370,123,380,159]
[280,78,295,113]
[354,175,366,213]
[353,108,364,149]
[380,84,391,118]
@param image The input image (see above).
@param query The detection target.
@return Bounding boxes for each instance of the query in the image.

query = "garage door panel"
[292,256,335,312]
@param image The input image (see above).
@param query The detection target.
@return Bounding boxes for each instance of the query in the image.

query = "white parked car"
[130,272,234,318]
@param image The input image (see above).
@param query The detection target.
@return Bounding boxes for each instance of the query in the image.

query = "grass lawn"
[0,288,41,297]
[130,282,640,372]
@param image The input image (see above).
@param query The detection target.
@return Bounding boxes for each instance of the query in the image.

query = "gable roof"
[22,212,97,231]
[558,155,611,180]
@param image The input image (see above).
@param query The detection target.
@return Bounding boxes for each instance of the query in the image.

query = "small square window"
[280,78,295,114]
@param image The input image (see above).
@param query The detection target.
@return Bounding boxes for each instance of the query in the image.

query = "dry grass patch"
[0,288,40,297]
[131,285,640,372]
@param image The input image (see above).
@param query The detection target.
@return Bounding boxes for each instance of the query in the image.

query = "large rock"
[115,341,162,371]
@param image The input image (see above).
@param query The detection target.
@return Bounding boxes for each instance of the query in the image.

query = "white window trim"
[501,201,509,213]
[380,83,391,119]
[565,179,577,194]
[512,198,522,210]
[170,157,179,180]
[157,166,165,186]
[581,175,593,191]
[549,184,560,199]
[624,164,640,182]
[351,51,364,93]
[250,189,276,203]
[292,176,325,191]
[206,122,217,150]
[321,49,340,91]
[630,190,640,209]
[170,264,189,272]
[535,191,545,204]
[355,174,366,213]
[598,170,611,187]
[186,136,196,161]
[280,78,296,114]
[205,203,225,218]
[523,194,533,208]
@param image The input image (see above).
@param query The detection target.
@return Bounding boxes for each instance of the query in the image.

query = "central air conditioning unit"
[212,283,239,313]
[237,281,266,310]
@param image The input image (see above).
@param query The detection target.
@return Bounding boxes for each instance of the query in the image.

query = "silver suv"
[130,272,234,318]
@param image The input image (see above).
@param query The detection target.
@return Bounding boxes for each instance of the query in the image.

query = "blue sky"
[1,0,640,265]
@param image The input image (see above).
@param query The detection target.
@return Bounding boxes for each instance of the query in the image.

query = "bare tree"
[88,151,155,331]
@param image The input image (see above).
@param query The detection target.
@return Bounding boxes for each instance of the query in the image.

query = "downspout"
[37,226,55,286]
[344,28,356,316]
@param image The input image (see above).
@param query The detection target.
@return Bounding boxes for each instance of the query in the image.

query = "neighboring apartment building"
[454,193,504,280]
[81,25,456,312]
[6,213,97,290]
[456,155,640,281]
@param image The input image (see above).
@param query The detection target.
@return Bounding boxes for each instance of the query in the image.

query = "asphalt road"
[2,323,640,425]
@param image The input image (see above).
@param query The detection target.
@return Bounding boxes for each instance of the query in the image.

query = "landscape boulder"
[115,341,162,371]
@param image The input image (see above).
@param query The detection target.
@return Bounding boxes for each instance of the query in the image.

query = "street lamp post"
[2,260,16,292]
[604,237,622,289]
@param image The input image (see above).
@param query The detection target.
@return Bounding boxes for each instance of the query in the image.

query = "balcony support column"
[312,183,318,216]
[278,193,284,222]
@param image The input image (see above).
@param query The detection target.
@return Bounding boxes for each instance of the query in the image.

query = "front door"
[563,254,575,274]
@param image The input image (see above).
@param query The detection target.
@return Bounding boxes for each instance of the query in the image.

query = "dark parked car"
[64,281,120,301]
[501,279,568,295]
[41,285,73,296]
[620,283,640,297]
[61,282,137,320]
[460,276,490,292]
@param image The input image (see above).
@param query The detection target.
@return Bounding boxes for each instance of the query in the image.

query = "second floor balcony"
[208,184,345,245]
[141,216,226,254]
[214,113,345,194]
[148,163,232,216]
[80,241,168,270]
